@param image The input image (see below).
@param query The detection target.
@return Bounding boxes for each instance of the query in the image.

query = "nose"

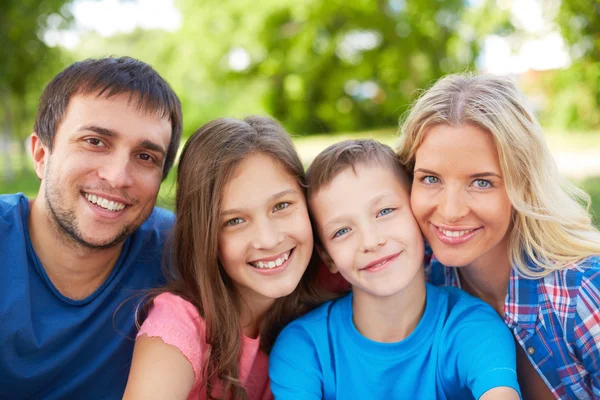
[359,221,385,253]
[438,187,469,223]
[251,217,284,250]
[97,152,135,189]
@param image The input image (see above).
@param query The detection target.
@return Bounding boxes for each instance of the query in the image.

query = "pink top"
[137,293,272,400]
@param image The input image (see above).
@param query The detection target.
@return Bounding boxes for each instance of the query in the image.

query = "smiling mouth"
[248,249,293,269]
[437,227,479,237]
[84,192,127,212]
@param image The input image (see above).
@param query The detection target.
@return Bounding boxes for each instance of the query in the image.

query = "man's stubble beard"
[43,157,153,251]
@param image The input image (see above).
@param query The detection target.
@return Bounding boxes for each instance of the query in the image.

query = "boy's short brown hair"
[306,139,411,201]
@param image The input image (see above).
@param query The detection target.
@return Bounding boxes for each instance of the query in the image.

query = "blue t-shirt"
[0,193,173,399]
[270,283,521,399]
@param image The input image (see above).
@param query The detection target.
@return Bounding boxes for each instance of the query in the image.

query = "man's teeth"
[251,251,290,269]
[84,193,126,212]
[439,228,475,237]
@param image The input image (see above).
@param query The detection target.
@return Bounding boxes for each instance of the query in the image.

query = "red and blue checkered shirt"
[426,255,600,399]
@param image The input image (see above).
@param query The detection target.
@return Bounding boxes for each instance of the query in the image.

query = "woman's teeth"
[439,228,476,237]
[250,251,290,269]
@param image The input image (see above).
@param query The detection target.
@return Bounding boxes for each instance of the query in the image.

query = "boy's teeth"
[85,193,126,212]
[439,228,475,237]
[251,251,290,269]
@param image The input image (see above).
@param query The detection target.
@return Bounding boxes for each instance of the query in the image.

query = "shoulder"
[275,295,345,347]
[430,285,502,329]
[138,292,205,378]
[142,292,203,332]
[137,207,175,239]
[0,193,27,219]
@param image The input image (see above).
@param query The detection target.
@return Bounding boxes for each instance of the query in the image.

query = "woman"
[396,73,600,400]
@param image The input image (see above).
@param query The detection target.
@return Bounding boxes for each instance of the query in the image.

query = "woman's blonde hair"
[396,73,600,278]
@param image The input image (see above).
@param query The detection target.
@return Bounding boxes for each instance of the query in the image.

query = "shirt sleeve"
[572,266,600,398]
[137,292,205,380]
[269,322,323,400]
[442,299,521,399]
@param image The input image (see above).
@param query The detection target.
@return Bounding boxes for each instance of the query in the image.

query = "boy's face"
[310,163,425,299]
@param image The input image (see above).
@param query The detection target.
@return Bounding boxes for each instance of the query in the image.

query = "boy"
[269,140,521,399]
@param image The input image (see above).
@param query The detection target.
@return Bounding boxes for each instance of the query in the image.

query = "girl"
[123,116,326,399]
[396,73,600,399]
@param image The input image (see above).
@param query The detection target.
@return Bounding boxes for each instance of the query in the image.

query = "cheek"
[409,190,430,225]
[217,233,243,265]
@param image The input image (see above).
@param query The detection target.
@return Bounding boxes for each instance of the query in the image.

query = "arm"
[480,387,520,400]
[122,335,195,400]
[269,324,323,400]
[442,298,521,399]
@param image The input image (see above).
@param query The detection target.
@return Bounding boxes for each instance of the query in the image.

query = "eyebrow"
[79,124,167,157]
[414,168,502,179]
[221,189,300,217]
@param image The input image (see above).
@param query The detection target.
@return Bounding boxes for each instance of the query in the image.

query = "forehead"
[221,153,301,209]
[415,124,501,171]
[311,164,409,215]
[56,93,172,147]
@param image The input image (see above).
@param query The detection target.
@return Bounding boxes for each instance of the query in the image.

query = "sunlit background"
[1,0,598,221]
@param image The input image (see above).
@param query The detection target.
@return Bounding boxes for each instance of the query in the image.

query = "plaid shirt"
[426,255,600,400]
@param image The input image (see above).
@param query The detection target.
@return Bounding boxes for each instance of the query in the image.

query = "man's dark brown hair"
[33,56,183,180]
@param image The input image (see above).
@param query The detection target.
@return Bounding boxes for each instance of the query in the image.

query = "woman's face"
[410,124,513,268]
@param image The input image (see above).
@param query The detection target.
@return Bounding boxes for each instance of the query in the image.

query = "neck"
[458,236,511,315]
[237,292,275,339]
[352,275,426,343]
[28,197,123,300]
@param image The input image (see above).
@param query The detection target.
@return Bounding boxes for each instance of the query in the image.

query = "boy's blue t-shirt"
[0,193,173,399]
[270,283,521,400]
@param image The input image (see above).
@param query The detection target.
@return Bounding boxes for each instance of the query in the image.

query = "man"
[0,56,182,399]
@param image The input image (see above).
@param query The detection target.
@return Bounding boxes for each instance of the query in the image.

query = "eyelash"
[223,202,292,228]
[225,217,244,226]
[273,202,291,212]
[419,176,494,189]
[331,208,395,239]
[84,138,157,164]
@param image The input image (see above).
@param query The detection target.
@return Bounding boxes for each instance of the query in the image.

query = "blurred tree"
[553,0,600,130]
[170,0,508,134]
[0,0,73,180]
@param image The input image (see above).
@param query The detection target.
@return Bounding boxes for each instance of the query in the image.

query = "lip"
[432,223,482,245]
[361,252,401,273]
[81,193,129,220]
[247,248,295,276]
[82,191,132,206]
[248,249,292,264]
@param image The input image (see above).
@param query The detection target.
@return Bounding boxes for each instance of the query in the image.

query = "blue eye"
[273,202,290,211]
[422,176,440,184]
[473,179,492,189]
[225,217,244,226]
[333,227,350,238]
[377,208,394,217]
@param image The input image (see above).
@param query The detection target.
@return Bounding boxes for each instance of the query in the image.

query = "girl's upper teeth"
[252,251,290,269]
[85,193,126,211]
[440,228,474,237]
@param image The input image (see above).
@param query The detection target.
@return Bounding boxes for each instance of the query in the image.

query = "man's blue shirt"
[0,193,173,399]
[270,283,521,399]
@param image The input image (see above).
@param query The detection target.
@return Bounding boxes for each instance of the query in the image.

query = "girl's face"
[217,153,313,307]
[410,124,513,269]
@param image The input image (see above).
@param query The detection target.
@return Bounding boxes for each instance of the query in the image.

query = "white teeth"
[250,251,291,269]
[84,193,126,212]
[439,228,475,237]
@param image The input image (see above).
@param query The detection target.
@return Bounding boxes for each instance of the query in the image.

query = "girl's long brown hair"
[163,116,327,399]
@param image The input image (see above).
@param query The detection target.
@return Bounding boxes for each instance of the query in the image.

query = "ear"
[30,133,48,180]
[316,245,338,274]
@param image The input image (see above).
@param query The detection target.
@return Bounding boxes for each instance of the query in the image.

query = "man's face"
[34,93,172,249]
